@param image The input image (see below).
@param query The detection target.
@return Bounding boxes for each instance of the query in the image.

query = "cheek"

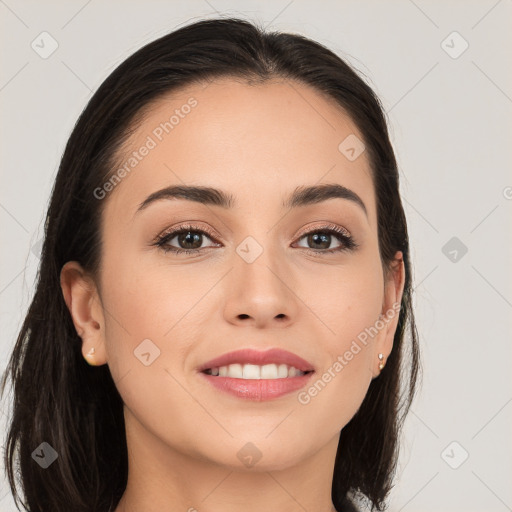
[304,255,384,349]
[102,245,206,338]
[294,258,383,424]
[99,249,219,391]
[98,258,207,441]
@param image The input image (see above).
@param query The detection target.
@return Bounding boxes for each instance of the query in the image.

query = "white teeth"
[261,364,278,379]
[278,364,288,378]
[242,364,260,379]
[207,363,308,379]
[228,363,243,378]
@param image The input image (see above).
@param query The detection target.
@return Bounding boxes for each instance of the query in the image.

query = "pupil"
[309,233,330,249]
[179,231,201,249]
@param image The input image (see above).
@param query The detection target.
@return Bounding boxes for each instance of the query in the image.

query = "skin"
[60,77,404,512]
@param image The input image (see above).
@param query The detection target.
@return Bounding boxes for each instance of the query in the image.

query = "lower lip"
[199,372,315,401]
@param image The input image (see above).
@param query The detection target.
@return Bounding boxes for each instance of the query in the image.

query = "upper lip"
[198,348,315,373]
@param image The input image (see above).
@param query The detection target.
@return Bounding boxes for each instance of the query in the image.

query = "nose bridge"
[223,230,298,327]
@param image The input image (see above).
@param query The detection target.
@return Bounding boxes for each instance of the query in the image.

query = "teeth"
[277,364,288,378]
[288,366,299,377]
[229,363,243,378]
[261,364,277,379]
[243,364,260,379]
[207,363,308,379]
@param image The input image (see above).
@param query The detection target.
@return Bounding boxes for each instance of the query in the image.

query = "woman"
[1,17,420,512]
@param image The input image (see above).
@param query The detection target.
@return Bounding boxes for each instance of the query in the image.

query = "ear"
[60,261,108,366]
[372,251,405,378]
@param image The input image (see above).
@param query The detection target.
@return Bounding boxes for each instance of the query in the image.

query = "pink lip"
[199,372,314,401]
[197,348,315,372]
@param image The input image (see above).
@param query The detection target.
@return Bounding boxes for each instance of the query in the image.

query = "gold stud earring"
[87,347,95,356]
[378,353,385,370]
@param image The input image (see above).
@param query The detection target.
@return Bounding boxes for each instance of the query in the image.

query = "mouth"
[197,348,315,401]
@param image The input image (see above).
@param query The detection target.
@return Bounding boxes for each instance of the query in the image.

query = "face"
[62,77,404,472]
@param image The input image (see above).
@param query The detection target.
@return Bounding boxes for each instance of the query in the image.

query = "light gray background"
[1,1,511,511]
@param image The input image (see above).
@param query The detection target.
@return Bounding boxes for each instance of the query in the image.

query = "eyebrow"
[135,183,367,217]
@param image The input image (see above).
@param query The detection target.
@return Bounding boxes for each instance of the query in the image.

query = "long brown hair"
[1,17,421,512]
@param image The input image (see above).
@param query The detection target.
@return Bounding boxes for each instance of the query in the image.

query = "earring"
[85,347,96,366]
[378,353,385,370]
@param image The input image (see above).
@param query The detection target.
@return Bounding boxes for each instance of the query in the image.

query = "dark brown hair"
[1,17,421,512]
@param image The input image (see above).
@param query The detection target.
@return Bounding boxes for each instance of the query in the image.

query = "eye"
[154,224,220,255]
[293,224,358,254]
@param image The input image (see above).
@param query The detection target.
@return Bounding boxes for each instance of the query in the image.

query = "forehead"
[103,77,375,224]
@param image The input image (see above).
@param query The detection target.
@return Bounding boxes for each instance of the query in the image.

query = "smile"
[197,348,316,401]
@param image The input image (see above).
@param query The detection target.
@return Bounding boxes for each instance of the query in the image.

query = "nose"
[222,238,300,329]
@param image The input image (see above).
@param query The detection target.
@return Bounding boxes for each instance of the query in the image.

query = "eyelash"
[153,223,358,256]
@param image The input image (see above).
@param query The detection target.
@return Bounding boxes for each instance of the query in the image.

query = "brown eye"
[155,225,220,254]
[294,225,357,253]
[300,232,339,250]
[174,231,204,250]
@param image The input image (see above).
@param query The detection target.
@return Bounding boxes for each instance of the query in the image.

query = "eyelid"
[153,222,220,244]
[294,221,352,240]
